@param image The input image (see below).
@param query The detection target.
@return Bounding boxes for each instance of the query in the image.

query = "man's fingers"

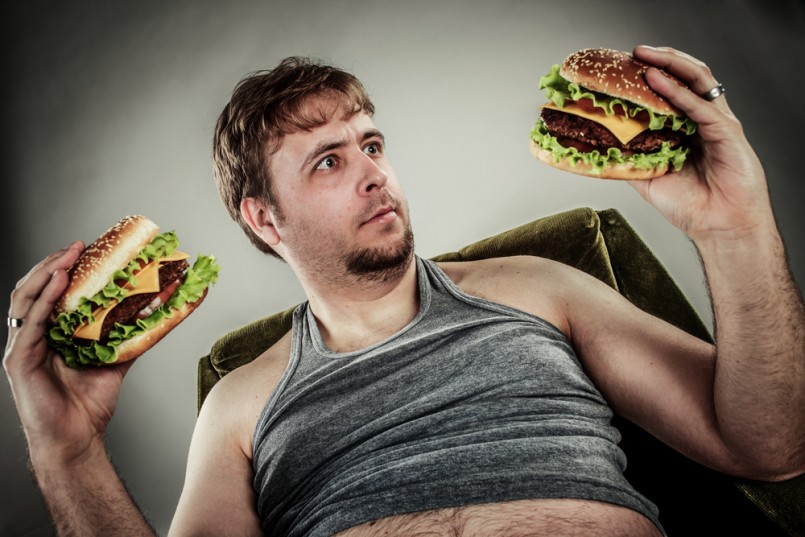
[4,269,70,366]
[643,67,725,126]
[634,45,731,115]
[14,240,81,287]
[6,241,82,362]
[633,46,714,93]
[26,269,71,330]
[8,241,83,320]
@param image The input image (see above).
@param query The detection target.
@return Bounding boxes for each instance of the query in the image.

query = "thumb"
[627,178,652,203]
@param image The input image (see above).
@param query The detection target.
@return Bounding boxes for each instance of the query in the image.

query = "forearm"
[696,220,805,477]
[30,439,157,537]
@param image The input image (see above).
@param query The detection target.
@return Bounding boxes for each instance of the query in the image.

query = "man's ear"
[240,197,281,247]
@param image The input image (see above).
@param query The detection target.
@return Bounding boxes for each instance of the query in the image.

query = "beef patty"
[96,259,190,341]
[540,108,684,154]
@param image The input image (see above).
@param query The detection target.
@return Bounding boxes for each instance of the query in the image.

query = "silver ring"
[701,84,726,101]
[7,317,24,328]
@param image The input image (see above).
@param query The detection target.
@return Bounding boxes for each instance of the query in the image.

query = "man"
[4,46,804,537]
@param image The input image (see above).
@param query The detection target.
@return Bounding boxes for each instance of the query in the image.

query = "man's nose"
[356,152,388,194]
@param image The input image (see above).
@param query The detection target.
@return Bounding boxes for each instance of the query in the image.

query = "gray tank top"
[252,256,662,536]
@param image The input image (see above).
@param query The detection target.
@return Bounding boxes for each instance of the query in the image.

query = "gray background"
[3,1,803,535]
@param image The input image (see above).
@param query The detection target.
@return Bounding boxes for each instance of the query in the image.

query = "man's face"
[267,100,413,284]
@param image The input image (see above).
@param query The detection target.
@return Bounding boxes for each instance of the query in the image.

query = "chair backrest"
[197,207,802,536]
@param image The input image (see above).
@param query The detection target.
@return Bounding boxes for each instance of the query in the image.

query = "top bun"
[55,215,160,314]
[559,48,686,117]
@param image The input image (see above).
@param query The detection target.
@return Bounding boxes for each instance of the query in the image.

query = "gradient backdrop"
[3,1,804,535]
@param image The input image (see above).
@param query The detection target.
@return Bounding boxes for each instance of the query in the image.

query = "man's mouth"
[362,205,397,226]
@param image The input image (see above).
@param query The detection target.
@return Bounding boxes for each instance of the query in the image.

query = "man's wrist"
[28,433,108,481]
[689,217,783,260]
[28,434,158,537]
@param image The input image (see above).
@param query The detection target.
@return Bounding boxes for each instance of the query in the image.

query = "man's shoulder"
[201,331,293,442]
[435,255,563,291]
[435,256,574,335]
[214,330,293,398]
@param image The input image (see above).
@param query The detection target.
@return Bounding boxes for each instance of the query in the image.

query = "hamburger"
[529,48,698,180]
[46,215,220,367]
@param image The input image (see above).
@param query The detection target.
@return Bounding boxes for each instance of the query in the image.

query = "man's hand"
[4,240,133,463]
[628,45,772,243]
[4,241,156,536]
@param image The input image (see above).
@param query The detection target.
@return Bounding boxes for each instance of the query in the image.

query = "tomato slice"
[572,98,630,117]
[136,278,182,319]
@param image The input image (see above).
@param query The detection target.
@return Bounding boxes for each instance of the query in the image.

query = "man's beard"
[343,225,415,282]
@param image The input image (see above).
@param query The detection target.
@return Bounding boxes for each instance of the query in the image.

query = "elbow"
[743,466,805,483]
[744,466,805,483]
[716,417,805,481]
[731,446,805,482]
[757,460,805,483]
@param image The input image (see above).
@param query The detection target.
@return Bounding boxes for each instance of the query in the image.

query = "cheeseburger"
[529,48,698,180]
[47,215,220,367]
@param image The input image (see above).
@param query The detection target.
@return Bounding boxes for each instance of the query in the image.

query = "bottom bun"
[529,139,669,181]
[111,289,209,364]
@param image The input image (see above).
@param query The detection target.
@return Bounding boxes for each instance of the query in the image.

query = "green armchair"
[198,207,804,537]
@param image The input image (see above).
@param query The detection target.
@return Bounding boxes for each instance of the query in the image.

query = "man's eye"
[316,156,336,170]
[364,143,380,156]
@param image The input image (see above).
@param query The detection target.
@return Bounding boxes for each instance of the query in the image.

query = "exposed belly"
[333,498,661,537]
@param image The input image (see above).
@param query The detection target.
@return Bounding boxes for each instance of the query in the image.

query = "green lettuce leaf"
[47,234,220,367]
[539,64,697,134]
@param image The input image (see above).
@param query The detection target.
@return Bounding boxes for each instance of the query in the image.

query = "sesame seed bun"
[559,48,685,117]
[530,47,695,181]
[54,215,160,315]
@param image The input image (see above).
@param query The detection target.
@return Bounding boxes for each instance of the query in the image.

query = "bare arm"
[626,45,805,478]
[30,440,157,537]
[169,369,264,537]
[169,378,262,537]
[4,242,156,536]
[170,334,291,537]
[694,217,805,474]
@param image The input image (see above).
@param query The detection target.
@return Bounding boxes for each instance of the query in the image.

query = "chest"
[253,315,616,502]
[271,314,603,447]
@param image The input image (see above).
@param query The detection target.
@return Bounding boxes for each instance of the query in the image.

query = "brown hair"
[212,56,375,257]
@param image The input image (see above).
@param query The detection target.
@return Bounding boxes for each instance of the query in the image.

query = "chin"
[345,226,415,281]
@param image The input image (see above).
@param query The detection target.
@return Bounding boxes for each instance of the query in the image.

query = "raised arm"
[626,45,805,477]
[4,242,157,536]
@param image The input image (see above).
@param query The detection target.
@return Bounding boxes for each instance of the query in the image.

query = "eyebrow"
[299,128,385,172]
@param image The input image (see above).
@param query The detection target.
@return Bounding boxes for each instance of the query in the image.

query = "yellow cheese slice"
[125,261,161,296]
[159,250,190,263]
[72,299,118,340]
[543,101,650,145]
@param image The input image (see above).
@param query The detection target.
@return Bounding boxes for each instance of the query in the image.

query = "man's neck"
[302,257,420,353]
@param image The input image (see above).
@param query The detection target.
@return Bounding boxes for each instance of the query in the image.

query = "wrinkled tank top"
[252,256,662,536]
